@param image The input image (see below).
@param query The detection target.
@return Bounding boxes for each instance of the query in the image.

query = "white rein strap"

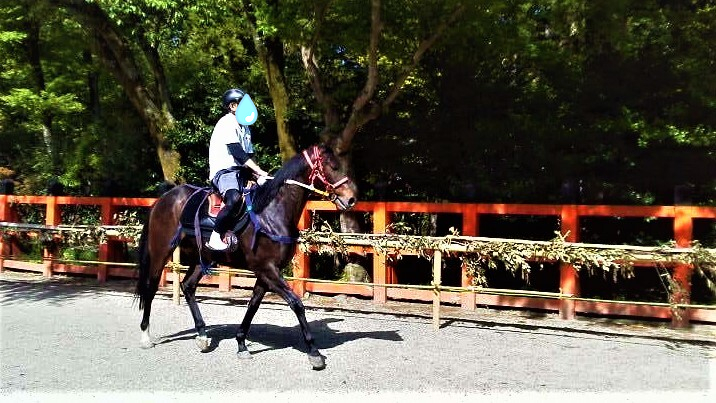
[260,147,349,198]
[259,176,331,197]
[285,179,330,197]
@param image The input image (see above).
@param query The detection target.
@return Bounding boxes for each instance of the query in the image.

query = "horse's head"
[303,145,357,210]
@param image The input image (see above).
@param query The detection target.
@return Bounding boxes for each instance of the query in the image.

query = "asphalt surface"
[0,271,715,402]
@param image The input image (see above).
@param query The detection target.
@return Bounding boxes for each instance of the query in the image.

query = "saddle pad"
[208,193,223,217]
[180,188,212,228]
[179,186,250,238]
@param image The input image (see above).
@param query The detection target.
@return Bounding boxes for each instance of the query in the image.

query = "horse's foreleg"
[180,266,210,352]
[270,277,326,370]
[235,280,267,359]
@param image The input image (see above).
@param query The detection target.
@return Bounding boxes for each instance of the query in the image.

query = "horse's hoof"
[140,328,155,349]
[140,339,155,349]
[308,353,326,371]
[195,335,211,352]
[237,350,252,360]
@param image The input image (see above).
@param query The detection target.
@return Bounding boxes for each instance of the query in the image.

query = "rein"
[284,179,330,197]
[245,146,351,248]
[263,146,351,199]
[215,146,352,251]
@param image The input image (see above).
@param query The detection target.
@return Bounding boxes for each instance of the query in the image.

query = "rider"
[206,88,269,251]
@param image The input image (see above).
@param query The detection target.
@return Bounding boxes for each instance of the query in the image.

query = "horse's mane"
[250,152,308,213]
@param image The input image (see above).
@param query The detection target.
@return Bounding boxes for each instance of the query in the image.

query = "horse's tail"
[135,220,152,310]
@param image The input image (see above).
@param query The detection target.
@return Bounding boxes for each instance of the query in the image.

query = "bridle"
[284,146,352,205]
[302,146,350,191]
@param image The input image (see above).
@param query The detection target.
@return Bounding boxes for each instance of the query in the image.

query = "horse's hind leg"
[180,263,211,352]
[137,232,175,348]
[139,257,168,348]
[138,222,183,348]
[139,278,160,348]
[235,280,267,358]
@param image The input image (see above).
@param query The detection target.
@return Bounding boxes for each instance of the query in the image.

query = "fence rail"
[1,194,715,328]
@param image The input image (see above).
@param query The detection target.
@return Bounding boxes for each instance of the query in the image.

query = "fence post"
[0,194,8,221]
[97,198,116,283]
[383,212,395,284]
[461,209,478,310]
[0,195,8,272]
[43,196,60,278]
[219,271,232,292]
[559,204,579,320]
[671,206,693,328]
[172,248,181,305]
[433,250,443,330]
[373,202,388,304]
[293,208,311,297]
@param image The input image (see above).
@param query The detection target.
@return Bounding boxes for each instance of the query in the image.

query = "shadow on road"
[2,273,714,350]
[158,318,403,355]
[0,277,136,306]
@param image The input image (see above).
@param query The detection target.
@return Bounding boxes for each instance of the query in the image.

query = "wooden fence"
[1,194,715,327]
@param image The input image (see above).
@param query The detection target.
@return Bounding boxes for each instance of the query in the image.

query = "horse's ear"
[319,140,348,158]
[319,137,341,155]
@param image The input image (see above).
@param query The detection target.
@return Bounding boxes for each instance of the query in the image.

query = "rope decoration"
[297,227,716,294]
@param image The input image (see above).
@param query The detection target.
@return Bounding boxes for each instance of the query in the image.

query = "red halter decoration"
[302,146,350,191]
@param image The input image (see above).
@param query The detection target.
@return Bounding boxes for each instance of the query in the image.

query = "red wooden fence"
[1,194,714,326]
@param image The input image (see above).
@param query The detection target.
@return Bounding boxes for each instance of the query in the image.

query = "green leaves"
[0,0,714,204]
[1,89,83,116]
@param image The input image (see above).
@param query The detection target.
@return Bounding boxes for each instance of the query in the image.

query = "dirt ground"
[1,269,714,344]
[2,269,716,403]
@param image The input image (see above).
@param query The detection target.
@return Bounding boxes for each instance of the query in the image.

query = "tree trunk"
[260,37,297,161]
[53,0,181,183]
[242,0,297,162]
[24,10,56,171]
[84,49,101,121]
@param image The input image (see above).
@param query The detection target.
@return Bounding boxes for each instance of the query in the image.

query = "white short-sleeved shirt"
[208,113,253,180]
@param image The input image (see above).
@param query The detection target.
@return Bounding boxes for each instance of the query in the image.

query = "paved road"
[1,273,715,402]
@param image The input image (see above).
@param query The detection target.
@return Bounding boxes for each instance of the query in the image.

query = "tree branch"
[337,1,464,154]
[301,1,333,112]
[300,45,328,111]
[52,0,151,114]
[352,0,382,112]
[137,31,172,116]
[383,3,465,108]
[300,0,342,139]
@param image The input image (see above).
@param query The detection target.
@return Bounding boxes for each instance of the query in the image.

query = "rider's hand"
[257,175,272,186]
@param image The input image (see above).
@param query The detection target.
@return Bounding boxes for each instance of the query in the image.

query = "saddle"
[179,187,250,240]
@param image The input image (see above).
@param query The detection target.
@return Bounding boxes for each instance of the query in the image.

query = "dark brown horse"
[135,145,357,370]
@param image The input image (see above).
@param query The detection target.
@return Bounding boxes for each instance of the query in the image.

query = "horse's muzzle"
[332,194,356,210]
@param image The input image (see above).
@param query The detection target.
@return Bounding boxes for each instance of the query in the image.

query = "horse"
[134,144,357,370]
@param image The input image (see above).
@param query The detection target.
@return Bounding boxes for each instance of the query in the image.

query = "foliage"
[0,0,715,204]
[351,0,716,204]
[298,228,716,298]
[0,209,143,260]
